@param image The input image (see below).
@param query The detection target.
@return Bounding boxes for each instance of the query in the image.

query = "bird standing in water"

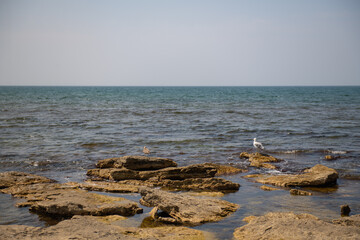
[253,138,264,151]
[143,146,150,155]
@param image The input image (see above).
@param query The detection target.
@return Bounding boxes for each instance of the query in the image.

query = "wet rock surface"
[0,171,55,189]
[96,155,177,170]
[0,215,209,240]
[233,212,360,240]
[87,157,242,192]
[245,164,338,187]
[28,189,143,217]
[139,187,239,225]
[88,164,217,181]
[290,189,313,196]
[239,152,282,169]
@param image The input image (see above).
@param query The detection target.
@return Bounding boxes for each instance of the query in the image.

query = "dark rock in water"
[239,152,282,169]
[139,187,239,225]
[0,215,210,240]
[290,189,313,196]
[341,205,351,217]
[244,164,338,187]
[0,171,55,189]
[233,212,360,240]
[96,156,177,170]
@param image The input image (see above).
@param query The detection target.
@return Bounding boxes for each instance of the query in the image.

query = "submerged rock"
[233,212,360,240]
[0,171,55,189]
[244,164,338,187]
[0,215,210,240]
[290,189,313,196]
[139,187,239,225]
[239,152,282,169]
[96,155,177,170]
[260,185,281,191]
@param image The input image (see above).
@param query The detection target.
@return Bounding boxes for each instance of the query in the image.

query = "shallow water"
[1,86,360,239]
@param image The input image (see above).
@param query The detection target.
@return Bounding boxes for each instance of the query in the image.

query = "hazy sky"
[0,0,359,86]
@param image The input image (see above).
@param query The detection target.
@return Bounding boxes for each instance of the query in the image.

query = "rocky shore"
[1,154,359,239]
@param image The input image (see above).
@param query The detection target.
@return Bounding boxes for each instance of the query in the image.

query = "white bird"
[253,138,264,150]
[143,146,150,155]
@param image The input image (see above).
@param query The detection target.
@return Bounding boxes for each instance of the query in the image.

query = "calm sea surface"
[1,86,360,239]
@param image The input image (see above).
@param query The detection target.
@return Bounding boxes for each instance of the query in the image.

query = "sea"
[1,86,360,239]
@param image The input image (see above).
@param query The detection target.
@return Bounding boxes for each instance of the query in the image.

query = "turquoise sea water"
[1,86,360,238]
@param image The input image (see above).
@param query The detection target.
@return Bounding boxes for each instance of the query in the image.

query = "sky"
[0,0,359,86]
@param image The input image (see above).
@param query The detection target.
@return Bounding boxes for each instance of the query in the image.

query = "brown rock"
[0,215,209,240]
[66,180,140,193]
[233,212,360,240]
[155,177,240,192]
[0,171,55,189]
[26,189,143,217]
[203,163,247,176]
[260,185,280,191]
[96,156,177,170]
[245,164,338,187]
[87,164,217,181]
[325,155,339,160]
[139,187,239,225]
[239,152,282,169]
[333,215,360,227]
[290,189,313,196]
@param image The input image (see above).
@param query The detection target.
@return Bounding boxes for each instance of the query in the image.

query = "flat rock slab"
[67,180,141,193]
[139,188,239,225]
[87,164,217,181]
[233,212,360,240]
[0,215,209,240]
[203,163,247,176]
[245,164,338,187]
[28,189,143,217]
[96,155,177,170]
[240,152,282,169]
[74,177,239,193]
[156,177,240,192]
[0,171,55,189]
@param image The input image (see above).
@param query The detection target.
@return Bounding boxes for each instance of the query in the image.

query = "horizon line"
[1,85,360,87]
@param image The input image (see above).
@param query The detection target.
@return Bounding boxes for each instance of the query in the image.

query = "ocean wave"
[325,150,347,155]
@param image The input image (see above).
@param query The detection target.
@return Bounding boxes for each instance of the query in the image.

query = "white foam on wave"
[326,150,347,154]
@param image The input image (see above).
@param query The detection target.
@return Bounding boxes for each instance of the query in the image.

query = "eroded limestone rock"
[0,171,55,189]
[139,187,239,225]
[96,155,177,170]
[0,215,210,240]
[28,189,143,217]
[244,164,338,187]
[233,212,360,240]
[240,152,282,169]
